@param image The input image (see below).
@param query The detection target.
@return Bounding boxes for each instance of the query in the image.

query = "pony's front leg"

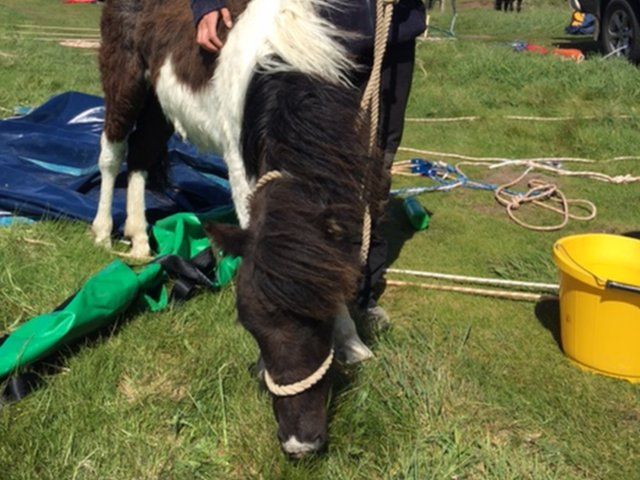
[334,303,374,364]
[92,134,126,247]
[124,170,151,259]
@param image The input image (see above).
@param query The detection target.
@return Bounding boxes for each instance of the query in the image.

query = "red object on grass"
[525,44,549,55]
[523,43,584,63]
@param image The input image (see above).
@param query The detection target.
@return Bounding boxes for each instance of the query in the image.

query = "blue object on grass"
[565,13,596,36]
[0,92,233,232]
[391,158,521,198]
[0,214,35,227]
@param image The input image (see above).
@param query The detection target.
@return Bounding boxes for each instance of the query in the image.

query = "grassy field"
[1,1,639,478]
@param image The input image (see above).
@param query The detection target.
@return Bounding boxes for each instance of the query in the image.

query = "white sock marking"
[124,170,151,258]
[92,134,125,247]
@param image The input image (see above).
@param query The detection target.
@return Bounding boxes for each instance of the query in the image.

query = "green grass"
[1,1,640,478]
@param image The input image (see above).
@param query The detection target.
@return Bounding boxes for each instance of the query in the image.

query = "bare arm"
[196,8,233,53]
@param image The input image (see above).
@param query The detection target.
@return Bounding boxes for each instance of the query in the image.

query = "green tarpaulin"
[0,212,240,380]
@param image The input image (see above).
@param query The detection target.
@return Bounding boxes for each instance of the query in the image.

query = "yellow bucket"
[553,234,640,383]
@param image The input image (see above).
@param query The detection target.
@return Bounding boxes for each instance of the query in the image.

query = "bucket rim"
[553,233,640,290]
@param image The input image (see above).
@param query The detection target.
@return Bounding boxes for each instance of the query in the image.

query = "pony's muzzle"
[280,433,326,459]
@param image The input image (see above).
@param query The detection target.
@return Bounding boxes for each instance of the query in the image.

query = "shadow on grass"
[551,36,600,57]
[381,197,423,267]
[534,296,562,349]
[371,196,423,303]
[623,230,640,240]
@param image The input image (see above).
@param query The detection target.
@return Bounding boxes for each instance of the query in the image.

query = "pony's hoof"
[365,305,391,333]
[91,220,113,248]
[92,231,112,249]
[129,243,151,260]
[337,339,374,365]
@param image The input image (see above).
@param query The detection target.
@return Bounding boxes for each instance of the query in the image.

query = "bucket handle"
[556,244,640,294]
[606,281,640,295]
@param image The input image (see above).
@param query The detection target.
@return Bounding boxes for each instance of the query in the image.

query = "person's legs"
[379,40,417,163]
[359,40,418,323]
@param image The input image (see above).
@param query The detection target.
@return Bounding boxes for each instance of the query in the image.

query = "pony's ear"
[203,223,251,257]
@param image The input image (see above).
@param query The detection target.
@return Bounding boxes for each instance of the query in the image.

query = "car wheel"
[601,0,640,62]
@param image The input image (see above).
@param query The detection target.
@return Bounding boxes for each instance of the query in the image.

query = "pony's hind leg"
[124,90,174,259]
[92,38,147,248]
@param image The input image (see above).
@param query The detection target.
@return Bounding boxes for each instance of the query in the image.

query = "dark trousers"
[357,40,417,309]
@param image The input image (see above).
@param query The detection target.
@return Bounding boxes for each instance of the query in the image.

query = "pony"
[92,0,387,457]
[495,0,523,12]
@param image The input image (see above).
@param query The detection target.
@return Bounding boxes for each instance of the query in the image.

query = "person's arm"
[191,0,233,53]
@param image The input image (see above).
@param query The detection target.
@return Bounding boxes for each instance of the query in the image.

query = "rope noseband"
[264,348,335,397]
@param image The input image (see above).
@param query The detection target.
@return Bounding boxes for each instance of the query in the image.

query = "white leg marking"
[124,170,151,259]
[92,134,125,248]
[333,303,373,365]
[281,436,322,458]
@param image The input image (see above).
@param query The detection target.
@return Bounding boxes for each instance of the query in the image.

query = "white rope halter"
[264,348,334,397]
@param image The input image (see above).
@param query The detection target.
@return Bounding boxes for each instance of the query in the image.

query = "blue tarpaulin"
[0,92,232,231]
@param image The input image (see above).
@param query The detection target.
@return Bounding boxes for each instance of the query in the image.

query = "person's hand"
[196,8,233,53]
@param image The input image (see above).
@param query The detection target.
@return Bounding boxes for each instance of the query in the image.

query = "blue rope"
[391,158,519,198]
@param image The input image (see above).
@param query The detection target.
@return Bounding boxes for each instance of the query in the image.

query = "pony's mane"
[239,69,387,319]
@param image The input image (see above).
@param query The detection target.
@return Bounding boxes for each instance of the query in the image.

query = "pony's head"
[206,195,361,457]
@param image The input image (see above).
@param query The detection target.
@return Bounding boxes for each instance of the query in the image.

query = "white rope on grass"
[398,146,598,164]
[490,160,640,184]
[405,116,480,123]
[405,114,635,123]
[505,114,633,122]
[386,279,552,302]
[386,268,558,292]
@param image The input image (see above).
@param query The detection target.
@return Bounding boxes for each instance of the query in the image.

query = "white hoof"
[337,338,374,365]
[129,239,151,260]
[92,221,112,248]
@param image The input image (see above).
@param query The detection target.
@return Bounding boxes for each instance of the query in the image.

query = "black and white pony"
[92,0,387,457]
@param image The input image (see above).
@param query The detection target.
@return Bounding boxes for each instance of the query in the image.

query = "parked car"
[574,0,640,62]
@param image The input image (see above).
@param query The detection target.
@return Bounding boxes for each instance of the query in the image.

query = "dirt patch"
[118,372,187,404]
[482,169,561,188]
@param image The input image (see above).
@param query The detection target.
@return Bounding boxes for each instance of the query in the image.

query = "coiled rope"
[493,166,597,231]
